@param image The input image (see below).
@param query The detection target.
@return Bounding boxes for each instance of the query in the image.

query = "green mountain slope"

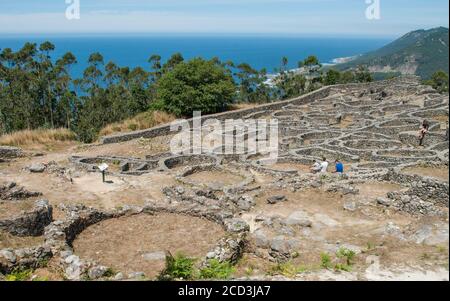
[335,27,449,79]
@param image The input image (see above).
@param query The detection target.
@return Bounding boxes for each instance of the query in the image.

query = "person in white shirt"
[320,157,329,173]
[310,160,321,174]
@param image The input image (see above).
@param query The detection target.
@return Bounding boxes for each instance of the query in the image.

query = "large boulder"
[28,163,46,173]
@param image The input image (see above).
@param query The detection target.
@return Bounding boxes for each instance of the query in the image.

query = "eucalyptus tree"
[54,52,77,128]
[148,54,162,82]
[37,41,56,128]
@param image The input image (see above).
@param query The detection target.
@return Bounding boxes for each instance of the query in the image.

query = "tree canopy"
[1,40,384,143]
[155,58,236,117]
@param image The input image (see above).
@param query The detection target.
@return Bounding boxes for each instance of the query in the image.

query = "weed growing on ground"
[5,269,33,281]
[199,259,235,280]
[158,252,196,280]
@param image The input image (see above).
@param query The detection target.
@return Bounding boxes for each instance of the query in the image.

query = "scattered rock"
[343,201,357,212]
[114,272,124,280]
[0,249,17,263]
[28,163,46,173]
[224,218,250,233]
[0,146,23,159]
[253,229,270,248]
[236,195,255,211]
[88,265,109,279]
[142,251,166,261]
[287,239,301,250]
[270,236,289,254]
[128,272,146,279]
[64,255,84,280]
[384,222,405,240]
[284,211,312,227]
[267,195,287,204]
[376,197,392,207]
[0,182,42,200]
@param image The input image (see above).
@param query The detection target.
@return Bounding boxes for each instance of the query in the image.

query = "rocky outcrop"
[0,182,42,200]
[0,146,23,160]
[0,246,52,274]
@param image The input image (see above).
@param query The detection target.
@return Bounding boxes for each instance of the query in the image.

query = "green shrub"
[320,252,333,269]
[5,269,33,281]
[334,263,352,272]
[424,70,449,93]
[199,259,235,280]
[158,252,196,280]
[336,247,356,266]
[127,123,138,131]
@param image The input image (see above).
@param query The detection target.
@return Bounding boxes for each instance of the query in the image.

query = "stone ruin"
[0,76,449,280]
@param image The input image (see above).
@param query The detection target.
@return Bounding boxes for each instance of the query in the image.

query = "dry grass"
[99,110,176,138]
[228,103,260,111]
[0,128,76,147]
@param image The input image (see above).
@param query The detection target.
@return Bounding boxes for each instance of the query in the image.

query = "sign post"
[98,163,109,183]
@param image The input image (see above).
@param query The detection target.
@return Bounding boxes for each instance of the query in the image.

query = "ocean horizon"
[0,35,392,78]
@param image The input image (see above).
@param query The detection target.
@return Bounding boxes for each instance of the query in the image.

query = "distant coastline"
[0,36,387,78]
[264,54,362,84]
[330,55,361,65]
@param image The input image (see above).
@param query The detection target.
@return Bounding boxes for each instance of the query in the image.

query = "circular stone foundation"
[401,165,449,183]
[177,164,253,191]
[162,154,220,171]
[72,213,225,279]
[252,157,314,175]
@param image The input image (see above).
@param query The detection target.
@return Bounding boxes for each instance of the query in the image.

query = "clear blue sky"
[0,0,448,37]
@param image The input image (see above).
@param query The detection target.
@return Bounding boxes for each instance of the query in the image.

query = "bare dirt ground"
[269,162,311,173]
[72,213,225,279]
[74,135,173,158]
[238,185,449,280]
[0,230,44,250]
[0,199,36,219]
[186,170,245,187]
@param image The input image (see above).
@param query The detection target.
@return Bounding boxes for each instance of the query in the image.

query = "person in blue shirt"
[334,159,344,174]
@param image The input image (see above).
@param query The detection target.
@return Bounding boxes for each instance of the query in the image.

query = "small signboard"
[98,163,109,172]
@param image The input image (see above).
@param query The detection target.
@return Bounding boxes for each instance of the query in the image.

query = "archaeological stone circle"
[1,76,448,280]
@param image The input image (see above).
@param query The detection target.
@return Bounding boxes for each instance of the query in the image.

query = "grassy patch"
[199,259,235,280]
[420,252,432,260]
[0,128,76,147]
[5,269,33,281]
[321,247,357,272]
[320,252,333,269]
[99,110,176,137]
[267,262,310,278]
[436,245,447,254]
[32,276,49,281]
[336,247,356,266]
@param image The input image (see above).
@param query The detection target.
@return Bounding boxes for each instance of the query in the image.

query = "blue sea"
[0,35,391,78]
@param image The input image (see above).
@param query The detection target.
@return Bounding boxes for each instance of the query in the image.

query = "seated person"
[310,160,321,174]
[320,157,329,173]
[334,159,344,174]
[418,119,430,146]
